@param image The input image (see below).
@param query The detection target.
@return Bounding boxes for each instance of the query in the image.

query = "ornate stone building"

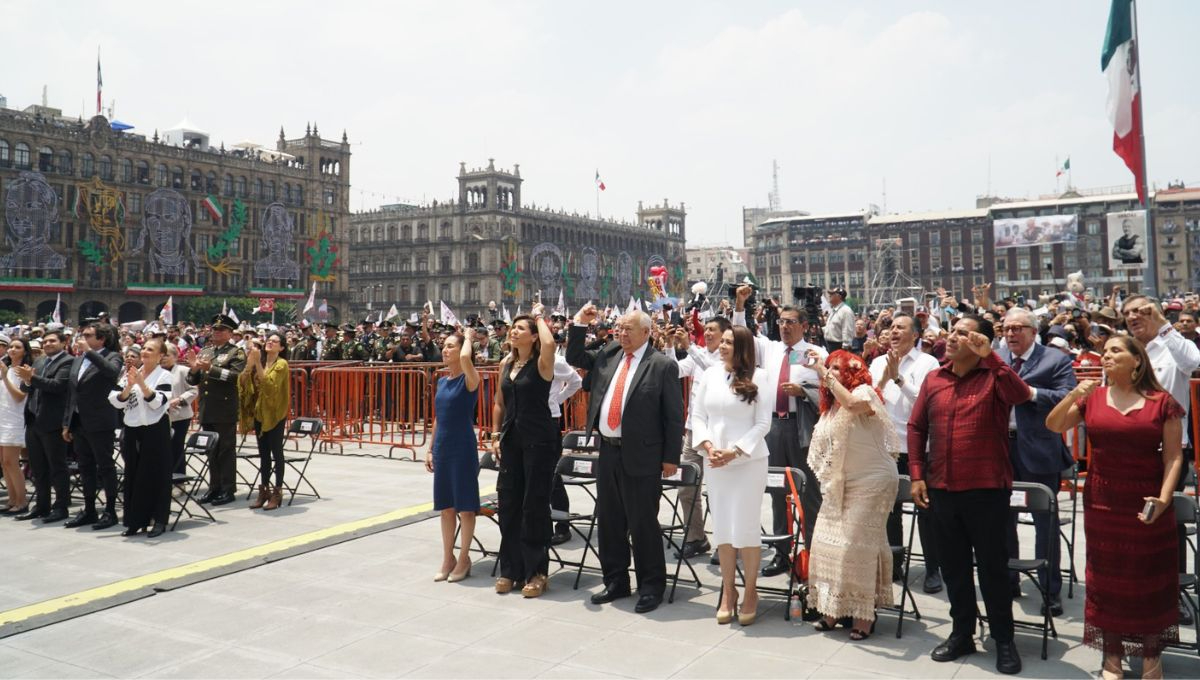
[348,160,687,319]
[0,102,351,322]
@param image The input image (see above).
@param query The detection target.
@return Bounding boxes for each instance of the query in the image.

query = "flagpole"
[1130,0,1156,296]
[1055,154,1060,194]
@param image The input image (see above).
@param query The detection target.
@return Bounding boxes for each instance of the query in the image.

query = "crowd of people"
[421,283,1198,678]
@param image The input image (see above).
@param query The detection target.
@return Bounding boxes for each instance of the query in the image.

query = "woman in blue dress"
[426,326,481,582]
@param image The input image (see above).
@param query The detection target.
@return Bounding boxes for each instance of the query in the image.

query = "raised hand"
[965,331,992,358]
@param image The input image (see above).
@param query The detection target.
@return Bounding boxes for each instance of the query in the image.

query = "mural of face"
[1,171,66,270]
[254,202,300,282]
[136,188,198,276]
[577,247,598,300]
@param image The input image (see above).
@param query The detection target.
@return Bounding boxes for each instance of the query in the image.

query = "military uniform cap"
[211,314,237,330]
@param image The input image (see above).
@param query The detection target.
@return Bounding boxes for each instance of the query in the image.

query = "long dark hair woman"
[689,325,772,625]
[245,332,291,511]
[1047,335,1184,679]
[0,337,31,514]
[108,338,174,537]
[427,327,481,583]
[490,304,557,597]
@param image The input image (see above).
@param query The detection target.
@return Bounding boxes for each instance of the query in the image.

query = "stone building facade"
[0,103,351,323]
[348,160,687,319]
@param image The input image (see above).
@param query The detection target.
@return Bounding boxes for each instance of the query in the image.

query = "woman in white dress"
[0,337,30,514]
[806,349,900,641]
[690,325,772,626]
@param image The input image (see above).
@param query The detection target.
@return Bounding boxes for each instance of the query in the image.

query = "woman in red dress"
[1047,335,1185,679]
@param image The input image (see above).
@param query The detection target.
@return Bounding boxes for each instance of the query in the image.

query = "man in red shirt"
[909,315,1031,675]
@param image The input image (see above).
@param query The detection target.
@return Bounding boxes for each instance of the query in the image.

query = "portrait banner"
[993,214,1078,249]
[1106,209,1147,271]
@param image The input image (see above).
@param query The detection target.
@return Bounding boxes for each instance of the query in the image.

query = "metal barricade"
[309,364,433,459]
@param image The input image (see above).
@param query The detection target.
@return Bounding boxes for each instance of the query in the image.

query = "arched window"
[190,169,203,191]
[222,174,233,196]
[81,152,95,177]
[265,181,275,202]
[37,146,53,172]
[171,166,184,188]
[206,171,217,193]
[14,142,31,169]
[294,184,303,205]
[98,155,113,180]
[119,158,133,183]
[0,139,9,166]
[401,224,411,241]
[58,149,73,175]
[236,176,247,197]
[254,178,263,200]
[283,183,292,204]
[156,163,168,186]
[417,223,429,241]
[386,224,395,240]
[374,225,384,241]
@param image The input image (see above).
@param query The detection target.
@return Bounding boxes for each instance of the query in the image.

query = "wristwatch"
[893,374,905,388]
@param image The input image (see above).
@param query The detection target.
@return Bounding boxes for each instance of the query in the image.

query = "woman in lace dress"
[806,349,899,640]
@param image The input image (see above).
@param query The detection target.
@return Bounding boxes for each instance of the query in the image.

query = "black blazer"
[566,325,684,476]
[63,349,122,432]
[23,351,73,432]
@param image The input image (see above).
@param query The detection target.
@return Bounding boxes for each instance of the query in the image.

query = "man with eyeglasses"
[1121,295,1200,625]
[998,308,1076,617]
[734,285,826,577]
[62,322,124,530]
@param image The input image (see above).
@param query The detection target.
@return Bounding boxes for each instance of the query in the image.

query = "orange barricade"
[309,364,433,459]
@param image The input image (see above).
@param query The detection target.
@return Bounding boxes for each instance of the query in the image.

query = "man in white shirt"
[671,315,731,559]
[823,287,855,352]
[1122,295,1200,625]
[549,354,584,545]
[870,313,943,593]
[733,285,827,577]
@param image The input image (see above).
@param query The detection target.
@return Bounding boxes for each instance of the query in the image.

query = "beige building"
[348,160,687,319]
[685,245,748,286]
[0,103,351,322]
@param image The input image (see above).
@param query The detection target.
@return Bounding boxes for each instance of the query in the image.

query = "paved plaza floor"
[0,441,1196,679]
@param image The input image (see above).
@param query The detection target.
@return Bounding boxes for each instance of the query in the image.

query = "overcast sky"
[3,1,1196,246]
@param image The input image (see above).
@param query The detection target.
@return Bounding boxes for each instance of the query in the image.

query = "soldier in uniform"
[187,314,247,505]
[360,318,380,360]
[321,322,342,361]
[340,325,370,361]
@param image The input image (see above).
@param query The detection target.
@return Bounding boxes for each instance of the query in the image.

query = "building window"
[97,155,113,180]
[81,153,94,177]
[0,139,8,166]
[1017,256,1030,271]
[59,150,73,174]
[14,143,31,169]
[223,174,233,196]
[127,192,141,215]
[401,224,412,241]
[417,284,427,302]
[254,179,264,200]
[1087,221,1100,235]
[439,255,451,273]
[950,231,962,245]
[236,176,247,197]
[467,282,479,301]
[928,232,941,247]
[439,284,450,301]
[38,146,53,172]
[171,167,183,189]
[135,160,148,184]
[417,258,428,272]
[417,223,429,241]
[156,164,168,186]
[972,228,983,244]
[119,158,132,183]
[265,181,275,202]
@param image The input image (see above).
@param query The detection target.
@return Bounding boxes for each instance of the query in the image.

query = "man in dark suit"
[187,314,246,505]
[15,328,73,523]
[567,303,685,614]
[62,322,123,530]
[999,308,1076,616]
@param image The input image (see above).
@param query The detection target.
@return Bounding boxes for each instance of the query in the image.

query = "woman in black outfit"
[491,303,558,597]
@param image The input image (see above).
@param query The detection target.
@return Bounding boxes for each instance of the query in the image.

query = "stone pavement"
[0,441,1196,679]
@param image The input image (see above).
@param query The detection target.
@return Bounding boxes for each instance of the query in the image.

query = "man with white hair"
[998,307,1076,616]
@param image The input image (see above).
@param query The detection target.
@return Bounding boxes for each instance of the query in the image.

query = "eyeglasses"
[81,332,96,338]
[1001,325,1034,333]
[1122,306,1153,319]
[777,319,802,326]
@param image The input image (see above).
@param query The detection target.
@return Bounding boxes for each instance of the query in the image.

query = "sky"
[2,1,1196,247]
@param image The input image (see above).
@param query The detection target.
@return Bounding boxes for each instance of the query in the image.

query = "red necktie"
[606,353,634,430]
[1012,357,1024,373]
[776,346,793,416]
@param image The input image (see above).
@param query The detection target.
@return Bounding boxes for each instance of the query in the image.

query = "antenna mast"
[768,159,781,212]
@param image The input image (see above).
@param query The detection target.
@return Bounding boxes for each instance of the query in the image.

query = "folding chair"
[994,482,1059,660]
[881,475,923,637]
[661,460,704,603]
[556,450,603,589]
[1168,493,1200,656]
[235,430,262,498]
[752,466,811,621]
[456,451,500,574]
[184,430,219,485]
[279,417,323,506]
[169,470,215,530]
[1017,464,1078,599]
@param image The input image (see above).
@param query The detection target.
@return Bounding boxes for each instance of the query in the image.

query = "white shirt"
[108,365,172,428]
[732,310,826,412]
[869,346,939,453]
[676,343,720,431]
[824,302,856,345]
[598,340,649,438]
[1146,323,1200,446]
[548,354,583,418]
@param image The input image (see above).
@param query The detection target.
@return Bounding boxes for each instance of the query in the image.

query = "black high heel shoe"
[121,526,144,537]
[849,618,877,641]
[147,523,166,538]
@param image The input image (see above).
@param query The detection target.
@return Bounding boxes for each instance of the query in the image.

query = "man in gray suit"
[567,304,685,614]
[999,308,1077,616]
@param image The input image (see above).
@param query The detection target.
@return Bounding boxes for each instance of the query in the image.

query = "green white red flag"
[1101,0,1145,204]
[202,195,224,223]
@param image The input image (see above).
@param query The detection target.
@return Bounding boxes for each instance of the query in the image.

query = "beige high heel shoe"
[716,589,739,625]
[447,558,472,583]
[434,558,457,582]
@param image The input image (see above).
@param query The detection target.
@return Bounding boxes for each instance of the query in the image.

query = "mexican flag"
[1056,157,1070,178]
[202,195,224,223]
[1101,0,1145,204]
[595,170,606,191]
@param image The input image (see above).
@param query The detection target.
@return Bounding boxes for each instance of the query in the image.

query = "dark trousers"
[26,427,69,511]
[72,425,117,514]
[255,419,286,488]
[122,418,173,528]
[886,454,939,575]
[551,415,569,530]
[170,419,189,476]
[1006,446,1063,597]
[929,487,1015,642]
[1177,446,1194,573]
[203,421,237,495]
[497,431,559,581]
[765,416,819,551]
[596,440,666,595]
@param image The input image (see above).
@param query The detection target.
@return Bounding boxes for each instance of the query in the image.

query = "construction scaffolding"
[867,237,924,309]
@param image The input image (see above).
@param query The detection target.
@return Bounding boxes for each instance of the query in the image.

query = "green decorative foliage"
[78,239,105,266]
[207,199,247,261]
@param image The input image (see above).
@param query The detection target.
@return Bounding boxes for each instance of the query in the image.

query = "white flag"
[52,293,61,324]
[439,301,460,326]
[386,304,399,321]
[626,296,638,315]
[222,299,227,315]
[554,289,565,317]
[820,293,832,315]
[515,304,522,317]
[502,304,511,323]
[303,282,316,315]
[228,308,240,324]
[160,295,174,325]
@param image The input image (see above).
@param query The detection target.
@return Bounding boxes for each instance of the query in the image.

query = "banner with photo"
[1106,210,1148,271]
[992,214,1079,249]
